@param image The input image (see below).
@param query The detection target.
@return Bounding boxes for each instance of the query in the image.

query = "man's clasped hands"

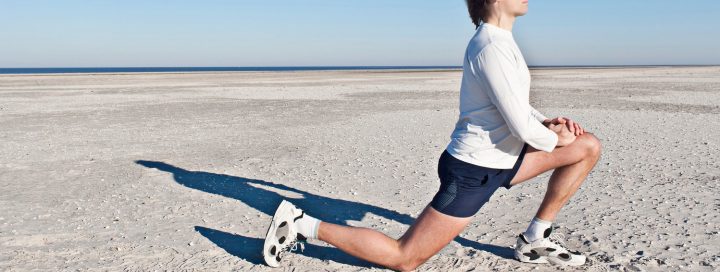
[543,117,585,147]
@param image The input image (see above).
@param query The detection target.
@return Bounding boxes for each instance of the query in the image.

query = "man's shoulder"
[466,39,516,64]
[467,31,515,59]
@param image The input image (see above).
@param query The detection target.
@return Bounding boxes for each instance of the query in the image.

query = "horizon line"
[1,65,718,75]
[2,64,720,69]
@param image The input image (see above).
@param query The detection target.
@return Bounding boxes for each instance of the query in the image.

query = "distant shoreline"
[0,66,460,75]
[0,65,718,75]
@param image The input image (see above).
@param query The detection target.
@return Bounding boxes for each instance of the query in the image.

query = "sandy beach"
[1,67,718,271]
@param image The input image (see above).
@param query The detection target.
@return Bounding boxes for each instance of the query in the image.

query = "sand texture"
[1,67,719,271]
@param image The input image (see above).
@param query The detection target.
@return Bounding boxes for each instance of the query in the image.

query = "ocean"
[1,65,712,75]
[0,66,462,75]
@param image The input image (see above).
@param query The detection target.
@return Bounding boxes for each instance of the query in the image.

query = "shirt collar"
[481,22,514,38]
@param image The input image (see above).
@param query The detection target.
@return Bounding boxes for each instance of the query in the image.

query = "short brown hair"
[465,0,490,29]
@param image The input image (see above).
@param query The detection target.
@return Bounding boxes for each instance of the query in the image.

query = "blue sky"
[1,0,719,67]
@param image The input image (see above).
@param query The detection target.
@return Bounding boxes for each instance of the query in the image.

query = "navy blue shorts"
[430,144,529,218]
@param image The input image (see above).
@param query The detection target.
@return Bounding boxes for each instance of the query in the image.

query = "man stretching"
[262,0,601,270]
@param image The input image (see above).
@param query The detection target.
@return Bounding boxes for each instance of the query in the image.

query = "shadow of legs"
[137,160,514,266]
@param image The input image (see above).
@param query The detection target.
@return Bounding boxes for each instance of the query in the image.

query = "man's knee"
[393,258,425,272]
[390,251,429,271]
[579,132,602,158]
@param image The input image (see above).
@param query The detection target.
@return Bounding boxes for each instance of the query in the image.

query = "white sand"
[1,67,718,271]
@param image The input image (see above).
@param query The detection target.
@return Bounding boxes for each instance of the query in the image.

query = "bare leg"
[536,147,600,220]
[314,134,600,270]
[509,133,602,221]
[317,205,471,271]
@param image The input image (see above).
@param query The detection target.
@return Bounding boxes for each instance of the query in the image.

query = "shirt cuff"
[531,108,548,123]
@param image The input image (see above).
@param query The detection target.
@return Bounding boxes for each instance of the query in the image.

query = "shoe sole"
[514,251,549,264]
[263,200,292,267]
[546,255,586,267]
[515,251,586,267]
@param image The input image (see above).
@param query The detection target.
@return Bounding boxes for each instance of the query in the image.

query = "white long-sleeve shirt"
[446,22,558,169]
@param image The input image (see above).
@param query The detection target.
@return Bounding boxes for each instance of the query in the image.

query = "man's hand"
[549,122,577,147]
[543,117,585,136]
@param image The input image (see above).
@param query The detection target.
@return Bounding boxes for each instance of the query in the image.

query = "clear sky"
[1,0,719,67]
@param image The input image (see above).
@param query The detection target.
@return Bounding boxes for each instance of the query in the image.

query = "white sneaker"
[514,227,586,266]
[262,200,306,267]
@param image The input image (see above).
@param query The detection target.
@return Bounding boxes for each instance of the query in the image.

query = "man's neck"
[484,14,516,32]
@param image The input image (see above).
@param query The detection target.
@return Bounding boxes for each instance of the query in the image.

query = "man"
[262,0,601,270]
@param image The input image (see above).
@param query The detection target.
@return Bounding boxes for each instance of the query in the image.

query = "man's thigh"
[509,133,596,186]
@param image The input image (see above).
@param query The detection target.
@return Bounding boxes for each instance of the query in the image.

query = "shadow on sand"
[136,160,514,267]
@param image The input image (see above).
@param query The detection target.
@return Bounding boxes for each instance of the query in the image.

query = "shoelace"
[277,239,305,260]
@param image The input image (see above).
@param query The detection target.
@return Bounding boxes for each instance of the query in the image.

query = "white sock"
[295,213,321,240]
[524,217,552,242]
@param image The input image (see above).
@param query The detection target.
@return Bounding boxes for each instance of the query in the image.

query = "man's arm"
[530,106,550,125]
